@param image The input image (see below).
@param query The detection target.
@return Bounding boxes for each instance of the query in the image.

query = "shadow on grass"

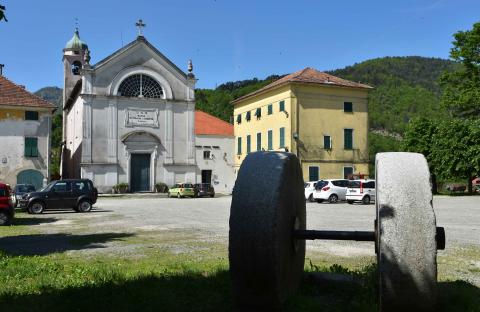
[41,208,113,215]
[12,217,58,226]
[0,270,233,312]
[0,263,477,312]
[0,232,134,256]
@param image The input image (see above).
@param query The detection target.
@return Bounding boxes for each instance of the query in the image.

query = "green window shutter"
[268,104,273,115]
[246,111,251,121]
[309,167,319,181]
[344,102,353,113]
[25,137,38,157]
[237,137,242,155]
[344,129,353,149]
[257,132,261,151]
[255,108,261,119]
[279,101,285,112]
[246,135,251,153]
[268,130,273,150]
[279,127,285,148]
[25,111,39,120]
[324,135,331,149]
[236,114,242,124]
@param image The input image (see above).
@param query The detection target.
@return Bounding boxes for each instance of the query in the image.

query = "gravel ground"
[1,195,478,256]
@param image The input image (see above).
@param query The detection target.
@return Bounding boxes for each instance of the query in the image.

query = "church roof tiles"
[231,67,372,104]
[0,76,57,110]
[195,110,233,136]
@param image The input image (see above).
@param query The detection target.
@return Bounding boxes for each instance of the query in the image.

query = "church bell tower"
[62,28,88,107]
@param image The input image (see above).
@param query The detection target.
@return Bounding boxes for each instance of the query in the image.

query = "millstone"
[229,152,306,309]
[376,152,438,312]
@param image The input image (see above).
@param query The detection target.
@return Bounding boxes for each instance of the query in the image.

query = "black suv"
[19,179,98,214]
[194,183,215,198]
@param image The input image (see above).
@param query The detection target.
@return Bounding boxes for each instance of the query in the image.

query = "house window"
[257,132,262,151]
[324,135,331,149]
[344,166,354,179]
[24,137,38,157]
[255,108,261,119]
[309,166,319,181]
[267,130,273,150]
[246,135,251,153]
[203,150,211,159]
[268,104,273,115]
[246,111,251,121]
[237,137,242,155]
[279,100,285,112]
[344,102,353,113]
[344,129,353,149]
[25,111,39,121]
[279,127,285,148]
[236,114,242,124]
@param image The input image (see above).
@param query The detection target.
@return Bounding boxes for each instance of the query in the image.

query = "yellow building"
[232,68,372,181]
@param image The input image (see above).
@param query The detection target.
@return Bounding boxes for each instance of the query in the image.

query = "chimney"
[0,64,4,76]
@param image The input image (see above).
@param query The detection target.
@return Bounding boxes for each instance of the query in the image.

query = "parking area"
[1,195,478,255]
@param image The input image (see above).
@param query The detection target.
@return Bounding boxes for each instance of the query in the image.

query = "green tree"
[368,132,400,177]
[50,114,63,179]
[0,4,7,22]
[402,117,439,193]
[440,22,480,118]
[431,119,480,193]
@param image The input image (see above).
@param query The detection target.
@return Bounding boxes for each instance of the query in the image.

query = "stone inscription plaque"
[125,108,159,128]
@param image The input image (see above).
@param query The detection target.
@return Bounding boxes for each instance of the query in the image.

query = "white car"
[304,181,317,202]
[312,179,349,203]
[346,180,375,204]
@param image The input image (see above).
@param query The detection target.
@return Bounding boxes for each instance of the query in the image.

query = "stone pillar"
[81,97,92,163]
[107,98,118,163]
[187,101,195,164]
[164,102,174,164]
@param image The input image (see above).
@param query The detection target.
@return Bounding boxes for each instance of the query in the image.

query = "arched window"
[72,61,82,75]
[117,74,164,98]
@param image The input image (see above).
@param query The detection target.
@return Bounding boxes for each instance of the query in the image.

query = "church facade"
[61,30,200,193]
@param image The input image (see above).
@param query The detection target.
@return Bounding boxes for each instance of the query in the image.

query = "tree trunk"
[467,176,473,194]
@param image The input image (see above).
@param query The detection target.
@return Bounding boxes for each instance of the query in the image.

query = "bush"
[112,183,129,194]
[154,182,168,193]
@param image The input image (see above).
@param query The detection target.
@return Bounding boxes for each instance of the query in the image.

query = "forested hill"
[328,56,457,133]
[35,56,456,134]
[35,86,62,114]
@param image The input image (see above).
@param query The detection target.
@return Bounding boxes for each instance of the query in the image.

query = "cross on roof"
[135,19,146,37]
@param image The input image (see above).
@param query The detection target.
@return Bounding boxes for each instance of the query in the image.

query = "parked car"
[18,179,98,214]
[0,183,14,225]
[304,181,317,202]
[12,184,36,207]
[194,183,215,198]
[312,179,349,203]
[445,183,466,193]
[168,183,195,198]
[346,180,376,204]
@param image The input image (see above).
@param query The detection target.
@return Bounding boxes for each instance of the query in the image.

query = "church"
[61,23,234,193]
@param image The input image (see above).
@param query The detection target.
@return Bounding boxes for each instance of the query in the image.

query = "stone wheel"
[229,152,306,310]
[376,152,438,311]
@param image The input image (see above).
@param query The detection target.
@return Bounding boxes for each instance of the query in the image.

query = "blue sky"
[0,0,478,92]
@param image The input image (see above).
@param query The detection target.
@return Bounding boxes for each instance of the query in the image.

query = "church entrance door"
[131,154,151,192]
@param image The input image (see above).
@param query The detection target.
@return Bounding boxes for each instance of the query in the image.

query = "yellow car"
[168,183,195,198]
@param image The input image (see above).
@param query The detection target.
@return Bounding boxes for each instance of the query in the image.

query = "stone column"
[107,98,118,163]
[187,101,195,164]
[164,102,174,164]
[81,97,92,163]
